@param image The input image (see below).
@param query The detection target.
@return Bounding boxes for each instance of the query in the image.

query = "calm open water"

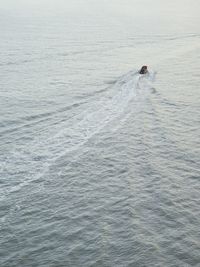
[0,0,200,266]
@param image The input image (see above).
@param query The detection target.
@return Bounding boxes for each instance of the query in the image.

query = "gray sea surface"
[0,0,200,266]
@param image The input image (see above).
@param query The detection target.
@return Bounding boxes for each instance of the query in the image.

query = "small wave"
[0,101,88,140]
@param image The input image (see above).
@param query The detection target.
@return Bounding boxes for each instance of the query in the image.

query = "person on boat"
[139,65,148,74]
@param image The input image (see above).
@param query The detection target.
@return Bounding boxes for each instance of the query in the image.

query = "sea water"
[0,0,200,266]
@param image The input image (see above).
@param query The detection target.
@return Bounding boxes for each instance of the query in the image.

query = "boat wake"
[1,70,156,197]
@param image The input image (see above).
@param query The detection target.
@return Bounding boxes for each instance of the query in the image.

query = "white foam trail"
[40,71,141,155]
[1,70,156,197]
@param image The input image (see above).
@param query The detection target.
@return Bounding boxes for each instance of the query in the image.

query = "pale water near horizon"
[0,0,200,266]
